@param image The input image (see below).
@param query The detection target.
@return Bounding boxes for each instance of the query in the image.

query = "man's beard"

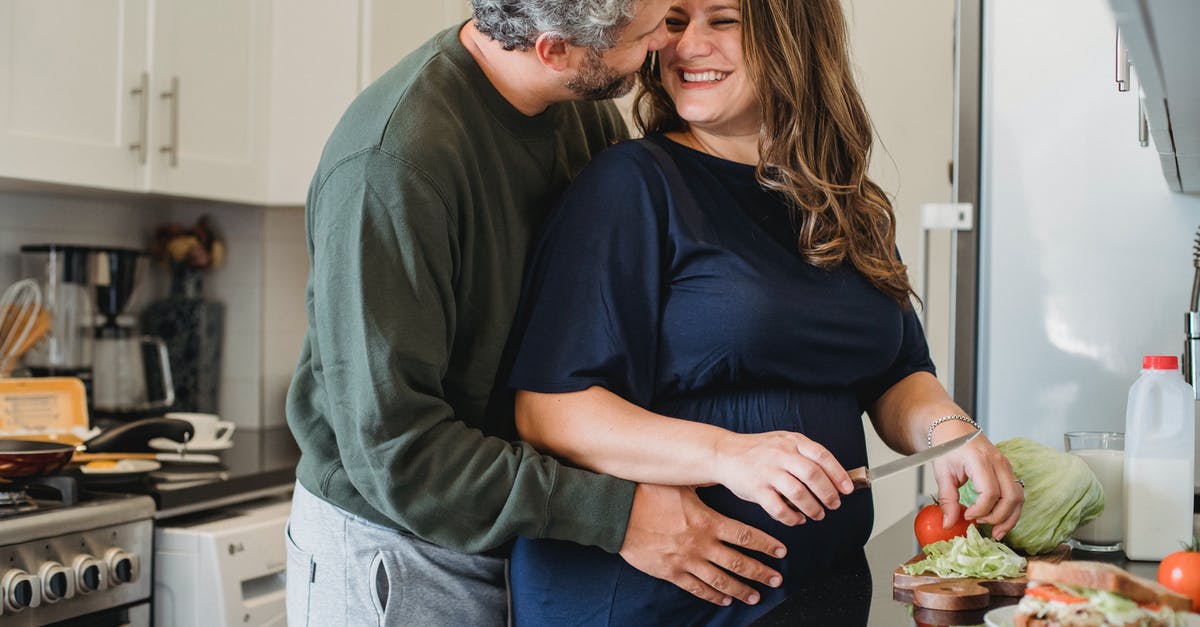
[567,49,637,100]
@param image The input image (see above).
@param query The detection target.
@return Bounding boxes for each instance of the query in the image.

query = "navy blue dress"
[506,135,935,626]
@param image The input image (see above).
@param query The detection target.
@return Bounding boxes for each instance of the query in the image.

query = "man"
[285,1,788,624]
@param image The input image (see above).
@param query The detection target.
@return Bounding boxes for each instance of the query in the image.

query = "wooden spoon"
[0,304,50,376]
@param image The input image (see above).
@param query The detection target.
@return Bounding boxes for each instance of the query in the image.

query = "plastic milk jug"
[1123,355,1196,560]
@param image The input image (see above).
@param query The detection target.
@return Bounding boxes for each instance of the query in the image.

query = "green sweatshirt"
[286,24,636,554]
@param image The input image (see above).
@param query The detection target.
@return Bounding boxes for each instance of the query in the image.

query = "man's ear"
[533,32,583,72]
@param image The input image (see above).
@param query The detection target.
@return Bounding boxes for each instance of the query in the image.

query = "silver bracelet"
[926,415,979,448]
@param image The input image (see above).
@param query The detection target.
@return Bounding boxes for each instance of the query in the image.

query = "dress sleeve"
[306,149,634,554]
[508,146,668,408]
[853,300,937,409]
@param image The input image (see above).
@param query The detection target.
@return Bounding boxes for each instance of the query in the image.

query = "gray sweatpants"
[285,482,507,626]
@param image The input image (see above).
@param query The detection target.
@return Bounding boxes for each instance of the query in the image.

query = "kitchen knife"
[847,429,980,491]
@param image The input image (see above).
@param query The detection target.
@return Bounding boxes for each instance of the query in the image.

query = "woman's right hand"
[713,431,854,526]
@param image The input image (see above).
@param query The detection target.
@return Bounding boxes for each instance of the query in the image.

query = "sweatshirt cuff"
[541,465,637,553]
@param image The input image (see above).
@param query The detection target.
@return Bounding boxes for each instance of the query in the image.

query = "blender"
[19,245,95,385]
[89,247,175,418]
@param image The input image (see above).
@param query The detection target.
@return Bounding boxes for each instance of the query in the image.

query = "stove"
[0,476,153,626]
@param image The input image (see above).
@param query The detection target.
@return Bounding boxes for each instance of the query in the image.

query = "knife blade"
[847,429,980,491]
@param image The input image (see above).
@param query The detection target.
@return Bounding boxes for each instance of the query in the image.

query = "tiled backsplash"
[0,192,309,430]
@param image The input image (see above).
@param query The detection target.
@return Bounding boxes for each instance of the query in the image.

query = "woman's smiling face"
[659,0,760,136]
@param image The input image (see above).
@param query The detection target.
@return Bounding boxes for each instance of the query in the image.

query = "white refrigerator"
[959,0,1200,453]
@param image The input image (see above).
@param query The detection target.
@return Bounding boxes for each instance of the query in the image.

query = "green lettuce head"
[958,437,1105,555]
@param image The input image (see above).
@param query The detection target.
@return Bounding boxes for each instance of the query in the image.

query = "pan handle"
[83,418,194,453]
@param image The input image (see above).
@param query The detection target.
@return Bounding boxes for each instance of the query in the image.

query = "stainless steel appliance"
[0,477,155,626]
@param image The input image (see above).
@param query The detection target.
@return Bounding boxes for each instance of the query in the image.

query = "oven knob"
[37,562,75,603]
[103,548,140,585]
[71,555,107,594]
[1,569,41,612]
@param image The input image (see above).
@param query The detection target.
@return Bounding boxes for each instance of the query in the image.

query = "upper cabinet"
[1107,0,1200,193]
[0,0,463,205]
[359,1,471,88]
[0,0,150,192]
[147,0,270,202]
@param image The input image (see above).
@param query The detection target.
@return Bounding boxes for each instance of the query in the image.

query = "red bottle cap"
[1142,355,1179,370]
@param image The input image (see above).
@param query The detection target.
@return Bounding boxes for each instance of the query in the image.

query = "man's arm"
[306,150,632,552]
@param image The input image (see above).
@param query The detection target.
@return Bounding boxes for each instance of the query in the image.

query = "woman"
[506,0,1024,624]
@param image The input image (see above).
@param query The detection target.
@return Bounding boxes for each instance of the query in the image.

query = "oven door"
[41,601,150,627]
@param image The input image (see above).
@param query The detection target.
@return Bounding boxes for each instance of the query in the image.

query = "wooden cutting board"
[892,544,1071,610]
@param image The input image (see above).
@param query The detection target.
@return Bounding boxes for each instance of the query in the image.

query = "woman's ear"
[533,32,581,72]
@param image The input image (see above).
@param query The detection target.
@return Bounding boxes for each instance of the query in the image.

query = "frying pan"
[0,440,75,478]
[0,417,194,480]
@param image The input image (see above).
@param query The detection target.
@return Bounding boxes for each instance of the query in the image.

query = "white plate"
[985,605,1200,627]
[79,459,161,475]
[983,605,1015,627]
[148,437,233,452]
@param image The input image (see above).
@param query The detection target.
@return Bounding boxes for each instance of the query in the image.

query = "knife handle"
[848,466,871,491]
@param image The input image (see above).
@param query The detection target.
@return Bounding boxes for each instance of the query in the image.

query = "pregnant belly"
[654,386,874,577]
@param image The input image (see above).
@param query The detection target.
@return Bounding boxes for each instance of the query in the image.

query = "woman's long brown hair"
[633,0,917,307]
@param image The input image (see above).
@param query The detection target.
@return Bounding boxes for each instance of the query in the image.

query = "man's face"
[567,0,672,100]
[566,49,637,100]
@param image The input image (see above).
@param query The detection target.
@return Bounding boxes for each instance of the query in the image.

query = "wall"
[979,0,1200,446]
[0,193,309,430]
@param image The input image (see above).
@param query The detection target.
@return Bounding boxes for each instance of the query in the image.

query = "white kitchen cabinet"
[0,0,479,205]
[0,0,286,203]
[1107,0,1200,192]
[0,0,149,192]
[146,0,270,202]
[360,0,472,88]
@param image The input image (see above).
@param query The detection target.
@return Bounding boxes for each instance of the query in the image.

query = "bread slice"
[1026,560,1191,611]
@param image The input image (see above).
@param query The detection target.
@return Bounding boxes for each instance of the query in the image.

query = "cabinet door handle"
[128,72,149,164]
[1138,94,1149,147]
[159,76,179,167]
[1115,28,1130,92]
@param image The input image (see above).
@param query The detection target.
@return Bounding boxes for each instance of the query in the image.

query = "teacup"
[165,412,236,445]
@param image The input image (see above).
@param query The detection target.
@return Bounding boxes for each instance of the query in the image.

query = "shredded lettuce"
[1059,584,1180,626]
[1074,586,1137,616]
[902,524,1027,579]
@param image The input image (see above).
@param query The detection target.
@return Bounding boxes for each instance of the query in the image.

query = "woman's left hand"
[929,423,1024,539]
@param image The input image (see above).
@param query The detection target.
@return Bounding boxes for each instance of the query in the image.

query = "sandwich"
[1015,560,1191,626]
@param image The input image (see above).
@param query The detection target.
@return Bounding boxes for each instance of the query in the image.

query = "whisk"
[0,279,44,377]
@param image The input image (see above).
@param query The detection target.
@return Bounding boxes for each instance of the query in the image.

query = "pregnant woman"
[505,0,1024,623]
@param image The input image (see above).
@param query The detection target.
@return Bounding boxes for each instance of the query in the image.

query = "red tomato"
[913,503,971,547]
[1026,584,1087,604]
[1158,549,1200,612]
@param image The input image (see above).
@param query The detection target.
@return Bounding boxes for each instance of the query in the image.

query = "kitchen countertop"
[108,424,300,520]
[751,511,1164,627]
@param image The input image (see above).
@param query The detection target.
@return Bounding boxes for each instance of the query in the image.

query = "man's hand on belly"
[618,483,786,606]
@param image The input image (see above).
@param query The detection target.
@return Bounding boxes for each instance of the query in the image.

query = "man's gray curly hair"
[471,0,639,51]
